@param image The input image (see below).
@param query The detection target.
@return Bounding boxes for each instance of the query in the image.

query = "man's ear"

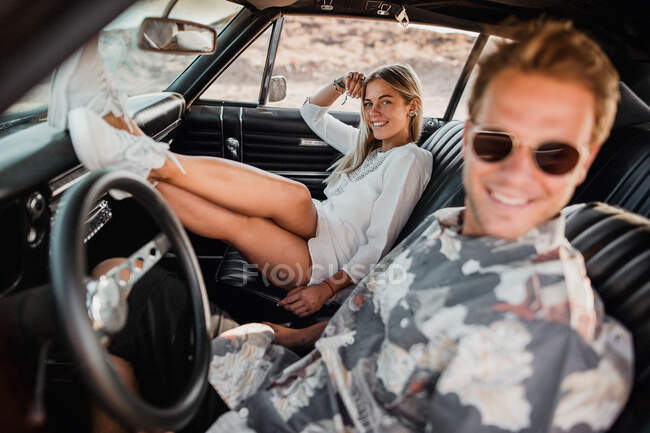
[576,142,601,184]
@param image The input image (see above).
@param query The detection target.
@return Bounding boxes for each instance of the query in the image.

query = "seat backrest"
[568,82,650,216]
[570,123,650,216]
[564,202,650,433]
[397,120,465,243]
[564,203,650,382]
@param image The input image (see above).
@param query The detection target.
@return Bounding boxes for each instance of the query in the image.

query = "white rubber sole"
[69,107,133,200]
[68,108,103,170]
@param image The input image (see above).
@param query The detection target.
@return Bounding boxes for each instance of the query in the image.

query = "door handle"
[225,137,240,159]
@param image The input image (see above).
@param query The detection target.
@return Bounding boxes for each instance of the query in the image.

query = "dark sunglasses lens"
[534,143,580,175]
[473,132,512,162]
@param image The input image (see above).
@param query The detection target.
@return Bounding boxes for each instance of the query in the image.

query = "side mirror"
[138,17,217,55]
[268,76,287,103]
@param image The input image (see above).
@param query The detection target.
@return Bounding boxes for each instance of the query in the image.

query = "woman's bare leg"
[151,156,317,239]
[101,112,317,239]
[157,182,312,288]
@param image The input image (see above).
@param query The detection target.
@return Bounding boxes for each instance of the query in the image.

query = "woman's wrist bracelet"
[331,81,344,94]
[323,280,336,297]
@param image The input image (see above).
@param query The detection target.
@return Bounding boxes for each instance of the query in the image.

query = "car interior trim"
[259,17,285,105]
[299,138,329,147]
[271,170,329,177]
[152,119,182,141]
[48,165,89,199]
[220,105,225,157]
[443,32,488,121]
[239,106,244,162]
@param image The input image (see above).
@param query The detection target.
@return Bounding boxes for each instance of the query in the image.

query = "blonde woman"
[56,50,433,316]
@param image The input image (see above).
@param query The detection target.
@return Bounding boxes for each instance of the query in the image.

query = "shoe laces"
[88,69,133,133]
[118,129,186,175]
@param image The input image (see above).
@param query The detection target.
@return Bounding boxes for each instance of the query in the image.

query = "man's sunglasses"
[468,125,581,175]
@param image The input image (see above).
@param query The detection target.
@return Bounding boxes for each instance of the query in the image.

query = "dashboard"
[0,92,185,298]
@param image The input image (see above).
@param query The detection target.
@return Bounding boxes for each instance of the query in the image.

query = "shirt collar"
[435,207,566,253]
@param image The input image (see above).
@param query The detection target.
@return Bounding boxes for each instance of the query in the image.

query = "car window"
[265,16,478,117]
[201,25,274,103]
[3,0,242,116]
[454,35,507,120]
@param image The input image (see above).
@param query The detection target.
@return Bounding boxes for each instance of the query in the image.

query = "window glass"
[266,16,477,117]
[454,35,507,120]
[3,0,242,115]
[102,0,242,97]
[201,25,273,103]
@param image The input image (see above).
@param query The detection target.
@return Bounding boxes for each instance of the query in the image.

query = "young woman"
[52,41,432,317]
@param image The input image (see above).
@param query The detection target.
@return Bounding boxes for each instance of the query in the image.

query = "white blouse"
[301,102,433,284]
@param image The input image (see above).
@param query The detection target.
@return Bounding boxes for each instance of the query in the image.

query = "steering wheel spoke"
[108,233,171,293]
[85,234,171,335]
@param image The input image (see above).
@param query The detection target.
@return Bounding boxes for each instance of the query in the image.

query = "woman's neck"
[380,129,411,152]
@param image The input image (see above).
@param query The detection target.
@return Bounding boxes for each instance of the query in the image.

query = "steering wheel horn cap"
[87,277,128,334]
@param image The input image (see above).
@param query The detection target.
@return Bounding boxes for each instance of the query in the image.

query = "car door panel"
[173,104,358,198]
[172,105,224,158]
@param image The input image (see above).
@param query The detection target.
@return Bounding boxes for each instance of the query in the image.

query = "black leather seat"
[571,83,650,217]
[564,202,650,433]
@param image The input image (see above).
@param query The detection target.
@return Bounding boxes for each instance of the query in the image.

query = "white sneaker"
[68,108,185,182]
[48,36,128,131]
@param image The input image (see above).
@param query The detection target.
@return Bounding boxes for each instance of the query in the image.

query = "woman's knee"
[280,181,312,213]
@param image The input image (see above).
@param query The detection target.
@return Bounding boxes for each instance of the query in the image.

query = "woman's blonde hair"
[326,63,424,184]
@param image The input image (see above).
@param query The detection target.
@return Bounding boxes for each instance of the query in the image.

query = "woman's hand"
[338,71,365,99]
[278,283,333,317]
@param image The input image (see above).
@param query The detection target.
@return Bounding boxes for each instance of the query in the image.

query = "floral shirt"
[207,207,633,433]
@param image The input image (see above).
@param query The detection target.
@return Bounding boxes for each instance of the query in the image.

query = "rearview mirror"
[138,17,217,55]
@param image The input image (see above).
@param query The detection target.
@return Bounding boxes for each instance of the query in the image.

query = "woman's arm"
[300,72,365,155]
[278,270,354,317]
[308,72,364,107]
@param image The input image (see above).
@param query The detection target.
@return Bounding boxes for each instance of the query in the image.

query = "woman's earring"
[408,112,416,118]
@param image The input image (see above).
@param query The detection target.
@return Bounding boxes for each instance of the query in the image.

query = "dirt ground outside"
[8,16,482,121]
[203,16,478,118]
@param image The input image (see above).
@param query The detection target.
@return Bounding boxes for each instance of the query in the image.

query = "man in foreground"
[203,20,632,432]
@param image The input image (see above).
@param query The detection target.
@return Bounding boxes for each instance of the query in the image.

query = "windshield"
[3,0,242,116]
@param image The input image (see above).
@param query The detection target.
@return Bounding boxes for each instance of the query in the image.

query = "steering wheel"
[49,170,213,431]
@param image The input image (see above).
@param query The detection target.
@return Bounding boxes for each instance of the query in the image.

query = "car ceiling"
[236,0,649,59]
[0,0,647,115]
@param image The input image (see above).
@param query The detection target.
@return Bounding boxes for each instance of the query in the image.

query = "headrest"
[613,82,650,128]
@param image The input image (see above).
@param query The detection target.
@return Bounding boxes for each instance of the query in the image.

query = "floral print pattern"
[208,207,633,433]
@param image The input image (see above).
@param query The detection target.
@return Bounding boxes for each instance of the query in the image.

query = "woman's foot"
[68,108,185,181]
[262,321,327,353]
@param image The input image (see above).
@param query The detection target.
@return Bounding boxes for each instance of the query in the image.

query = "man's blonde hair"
[468,20,620,146]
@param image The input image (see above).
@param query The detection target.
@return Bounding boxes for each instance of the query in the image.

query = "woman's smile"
[363,79,416,149]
